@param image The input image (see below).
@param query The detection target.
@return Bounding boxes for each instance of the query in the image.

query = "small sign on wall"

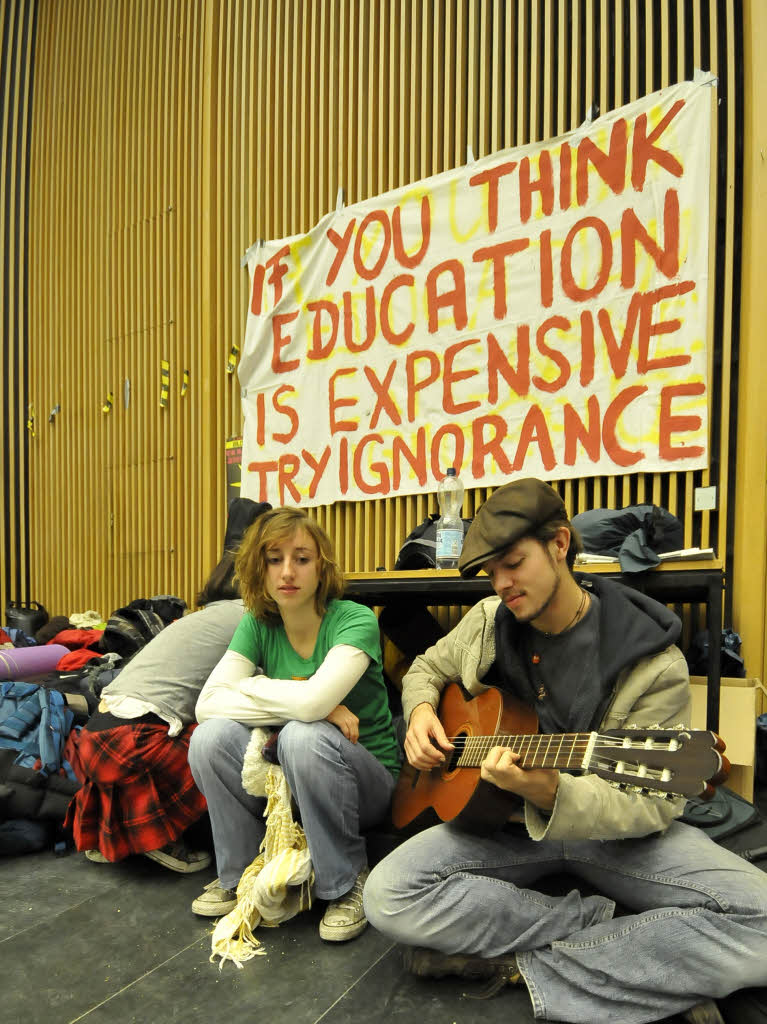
[225,435,243,506]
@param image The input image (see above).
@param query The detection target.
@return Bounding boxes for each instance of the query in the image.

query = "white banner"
[239,74,714,507]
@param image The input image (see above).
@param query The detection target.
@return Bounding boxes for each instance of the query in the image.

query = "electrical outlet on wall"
[694,486,717,511]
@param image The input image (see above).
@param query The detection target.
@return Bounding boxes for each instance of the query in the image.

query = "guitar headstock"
[591,727,730,799]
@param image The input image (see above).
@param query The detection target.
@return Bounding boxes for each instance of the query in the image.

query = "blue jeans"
[189,718,396,899]
[363,820,767,1023]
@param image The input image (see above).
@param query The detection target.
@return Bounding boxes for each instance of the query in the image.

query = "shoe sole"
[84,850,110,864]
[191,900,238,917]
[144,849,212,874]
[402,947,511,982]
[403,948,477,979]
[319,918,368,942]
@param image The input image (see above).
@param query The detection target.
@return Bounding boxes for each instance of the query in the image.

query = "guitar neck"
[457,732,597,771]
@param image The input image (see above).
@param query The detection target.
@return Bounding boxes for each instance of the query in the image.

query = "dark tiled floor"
[3,787,767,1024]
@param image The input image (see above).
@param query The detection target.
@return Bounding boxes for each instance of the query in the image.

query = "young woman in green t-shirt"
[189,507,399,941]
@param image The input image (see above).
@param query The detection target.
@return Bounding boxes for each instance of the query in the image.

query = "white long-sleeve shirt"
[195,643,370,726]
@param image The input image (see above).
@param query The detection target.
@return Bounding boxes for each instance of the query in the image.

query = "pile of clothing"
[0,594,186,856]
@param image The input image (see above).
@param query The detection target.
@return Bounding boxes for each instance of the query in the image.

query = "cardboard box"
[689,676,762,802]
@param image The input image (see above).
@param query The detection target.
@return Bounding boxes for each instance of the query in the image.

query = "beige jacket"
[401,594,692,842]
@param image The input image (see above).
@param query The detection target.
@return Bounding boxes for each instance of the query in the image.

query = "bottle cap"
[446,467,456,476]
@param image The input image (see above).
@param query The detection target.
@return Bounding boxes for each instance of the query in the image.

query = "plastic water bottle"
[435,468,464,569]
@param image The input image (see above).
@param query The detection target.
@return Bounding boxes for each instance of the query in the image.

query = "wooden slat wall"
[0,0,37,621]
[215,0,740,581]
[3,0,744,627]
[25,0,211,616]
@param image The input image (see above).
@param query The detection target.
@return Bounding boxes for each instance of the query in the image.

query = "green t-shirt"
[229,599,400,775]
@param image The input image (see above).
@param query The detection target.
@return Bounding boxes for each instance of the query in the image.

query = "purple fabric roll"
[0,645,70,681]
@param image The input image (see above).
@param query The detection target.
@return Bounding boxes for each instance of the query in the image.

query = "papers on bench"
[575,548,715,565]
[656,547,715,561]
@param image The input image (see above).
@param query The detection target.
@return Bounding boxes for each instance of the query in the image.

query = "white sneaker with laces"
[319,868,369,942]
[191,878,238,917]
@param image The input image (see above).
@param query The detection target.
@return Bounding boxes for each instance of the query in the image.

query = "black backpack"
[128,596,186,626]
[99,606,165,661]
[686,628,746,679]
[394,513,473,570]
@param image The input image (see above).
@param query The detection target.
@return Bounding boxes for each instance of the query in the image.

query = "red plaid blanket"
[64,723,206,860]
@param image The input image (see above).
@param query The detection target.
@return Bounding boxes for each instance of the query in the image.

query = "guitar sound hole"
[446,731,468,772]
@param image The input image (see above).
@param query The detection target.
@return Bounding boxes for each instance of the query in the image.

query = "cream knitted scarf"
[209,728,314,969]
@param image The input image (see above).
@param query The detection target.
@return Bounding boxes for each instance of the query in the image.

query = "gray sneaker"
[84,849,110,864]
[191,878,238,917]
[144,841,211,874]
[319,868,369,942]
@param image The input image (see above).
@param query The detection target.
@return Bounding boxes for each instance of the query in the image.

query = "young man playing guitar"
[364,478,767,1024]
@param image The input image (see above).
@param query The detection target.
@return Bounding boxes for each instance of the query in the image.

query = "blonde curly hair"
[234,507,344,622]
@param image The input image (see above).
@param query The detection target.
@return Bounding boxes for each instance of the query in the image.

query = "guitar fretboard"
[455,732,597,770]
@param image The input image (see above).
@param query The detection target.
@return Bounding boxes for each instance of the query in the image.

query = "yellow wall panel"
[0,0,758,678]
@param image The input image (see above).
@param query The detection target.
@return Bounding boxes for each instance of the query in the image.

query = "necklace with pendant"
[530,589,588,699]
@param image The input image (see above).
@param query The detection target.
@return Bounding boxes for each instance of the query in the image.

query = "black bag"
[5,601,49,635]
[756,714,767,786]
[0,818,52,856]
[680,786,760,841]
[394,514,473,570]
[719,987,767,1024]
[223,498,273,554]
[128,596,186,626]
[686,628,746,679]
[99,606,165,661]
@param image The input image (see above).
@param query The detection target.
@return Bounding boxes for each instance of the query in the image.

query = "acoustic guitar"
[392,683,730,835]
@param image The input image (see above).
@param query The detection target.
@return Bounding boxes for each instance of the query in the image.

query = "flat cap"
[458,478,567,577]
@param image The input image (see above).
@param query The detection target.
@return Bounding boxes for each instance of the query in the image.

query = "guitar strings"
[439,733,713,796]
[448,741,679,785]
[448,733,687,750]
[447,733,690,773]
